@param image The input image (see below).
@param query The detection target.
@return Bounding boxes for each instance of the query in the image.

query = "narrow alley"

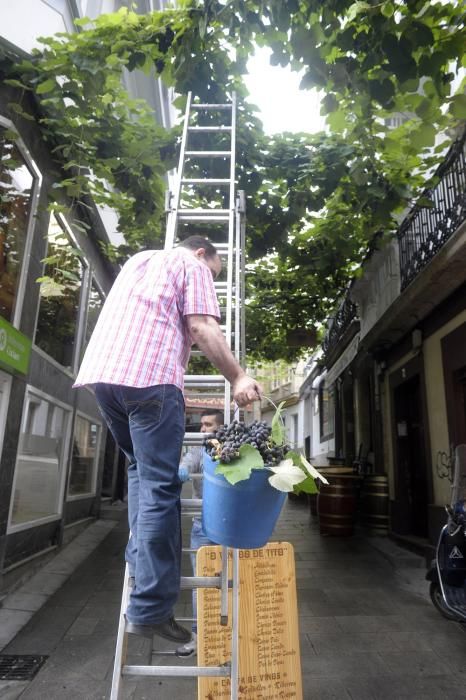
[1,497,465,700]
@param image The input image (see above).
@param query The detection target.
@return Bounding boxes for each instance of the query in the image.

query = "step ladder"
[110,91,245,700]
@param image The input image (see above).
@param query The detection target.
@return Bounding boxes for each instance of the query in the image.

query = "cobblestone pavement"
[0,497,465,700]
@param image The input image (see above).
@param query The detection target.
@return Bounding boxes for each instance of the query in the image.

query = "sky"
[244,47,326,135]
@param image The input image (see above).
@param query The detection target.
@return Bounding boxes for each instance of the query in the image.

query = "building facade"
[307,132,466,554]
[0,0,173,591]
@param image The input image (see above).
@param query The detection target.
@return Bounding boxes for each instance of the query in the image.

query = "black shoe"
[124,615,191,643]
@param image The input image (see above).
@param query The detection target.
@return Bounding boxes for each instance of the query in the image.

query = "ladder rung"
[181,178,230,185]
[185,151,231,157]
[191,104,232,110]
[122,664,230,678]
[184,375,226,386]
[180,575,224,589]
[178,208,230,218]
[181,500,203,509]
[183,431,206,444]
[188,126,232,132]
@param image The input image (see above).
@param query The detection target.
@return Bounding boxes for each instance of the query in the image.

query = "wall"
[423,309,466,505]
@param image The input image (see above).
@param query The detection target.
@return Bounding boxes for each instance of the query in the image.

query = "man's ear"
[195,247,206,258]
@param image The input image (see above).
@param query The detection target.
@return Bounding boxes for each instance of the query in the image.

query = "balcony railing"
[398,132,466,290]
[322,295,358,359]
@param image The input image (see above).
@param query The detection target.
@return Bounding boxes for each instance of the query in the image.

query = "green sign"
[0,316,31,375]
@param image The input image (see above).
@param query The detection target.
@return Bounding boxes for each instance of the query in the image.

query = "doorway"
[393,375,429,538]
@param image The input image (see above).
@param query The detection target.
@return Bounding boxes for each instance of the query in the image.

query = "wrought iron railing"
[398,133,466,290]
[322,295,358,358]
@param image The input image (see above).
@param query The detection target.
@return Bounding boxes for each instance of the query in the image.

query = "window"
[0,128,36,323]
[84,279,104,349]
[34,215,84,369]
[9,388,71,529]
[68,414,101,497]
[292,413,298,447]
[319,381,335,441]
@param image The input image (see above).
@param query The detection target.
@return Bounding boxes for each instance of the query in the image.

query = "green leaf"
[346,1,370,23]
[410,124,436,150]
[293,474,318,495]
[214,444,264,485]
[271,401,285,446]
[449,94,466,119]
[4,79,29,89]
[36,78,57,94]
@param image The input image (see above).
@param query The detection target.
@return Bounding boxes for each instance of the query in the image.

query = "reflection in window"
[35,216,83,368]
[319,382,334,441]
[11,391,70,527]
[84,280,104,349]
[68,415,101,496]
[0,130,35,322]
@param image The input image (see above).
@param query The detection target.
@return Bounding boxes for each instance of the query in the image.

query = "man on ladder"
[74,235,261,643]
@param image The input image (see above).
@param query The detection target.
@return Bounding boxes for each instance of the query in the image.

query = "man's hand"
[178,466,190,483]
[232,375,262,407]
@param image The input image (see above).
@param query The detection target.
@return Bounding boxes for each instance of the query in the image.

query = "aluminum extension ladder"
[110,92,246,699]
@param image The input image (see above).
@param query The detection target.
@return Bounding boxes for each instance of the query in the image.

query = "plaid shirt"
[74,247,220,391]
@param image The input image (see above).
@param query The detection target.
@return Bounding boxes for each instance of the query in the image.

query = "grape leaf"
[271,401,286,446]
[293,475,318,495]
[268,459,306,492]
[214,444,264,485]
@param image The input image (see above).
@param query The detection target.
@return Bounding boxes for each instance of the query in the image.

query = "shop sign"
[0,316,31,375]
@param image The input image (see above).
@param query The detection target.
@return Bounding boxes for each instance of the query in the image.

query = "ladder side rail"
[110,565,131,700]
[239,191,247,366]
[223,92,237,425]
[165,91,193,250]
[234,195,242,363]
[230,549,240,700]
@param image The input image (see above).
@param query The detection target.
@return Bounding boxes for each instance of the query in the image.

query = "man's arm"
[185,314,261,407]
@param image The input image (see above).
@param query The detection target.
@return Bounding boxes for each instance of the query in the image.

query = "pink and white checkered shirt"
[74,247,220,391]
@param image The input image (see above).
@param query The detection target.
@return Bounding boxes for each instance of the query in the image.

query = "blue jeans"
[94,383,185,625]
[190,517,214,633]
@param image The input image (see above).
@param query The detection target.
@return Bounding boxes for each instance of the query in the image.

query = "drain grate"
[0,655,48,681]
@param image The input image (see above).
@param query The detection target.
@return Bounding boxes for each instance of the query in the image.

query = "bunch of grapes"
[204,419,289,465]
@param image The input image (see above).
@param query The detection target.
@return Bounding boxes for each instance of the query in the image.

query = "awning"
[324,333,360,387]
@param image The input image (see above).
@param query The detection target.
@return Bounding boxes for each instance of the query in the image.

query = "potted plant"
[202,402,328,548]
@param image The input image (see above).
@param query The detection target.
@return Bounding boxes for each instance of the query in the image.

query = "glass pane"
[34,217,83,368]
[69,415,100,496]
[0,131,34,322]
[11,393,69,526]
[84,280,104,348]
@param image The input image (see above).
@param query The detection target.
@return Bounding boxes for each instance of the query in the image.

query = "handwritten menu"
[197,542,302,700]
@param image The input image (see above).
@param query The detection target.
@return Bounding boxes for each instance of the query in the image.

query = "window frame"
[0,115,42,329]
[7,385,73,534]
[66,409,103,501]
[319,380,335,443]
[32,211,90,375]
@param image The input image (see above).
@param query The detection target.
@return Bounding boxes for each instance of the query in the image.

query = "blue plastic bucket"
[202,452,287,549]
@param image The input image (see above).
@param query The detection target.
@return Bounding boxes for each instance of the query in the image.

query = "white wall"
[0,0,73,52]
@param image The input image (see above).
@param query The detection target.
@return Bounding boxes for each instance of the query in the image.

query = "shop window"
[34,215,84,369]
[319,381,335,442]
[68,414,101,497]
[9,388,71,529]
[0,128,36,323]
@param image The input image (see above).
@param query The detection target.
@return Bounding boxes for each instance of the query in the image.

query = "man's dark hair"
[178,236,218,259]
[201,409,224,424]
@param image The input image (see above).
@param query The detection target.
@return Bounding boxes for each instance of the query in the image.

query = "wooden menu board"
[197,542,302,700]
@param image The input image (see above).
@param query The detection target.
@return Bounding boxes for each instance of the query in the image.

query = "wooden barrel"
[317,477,358,536]
[359,474,389,535]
